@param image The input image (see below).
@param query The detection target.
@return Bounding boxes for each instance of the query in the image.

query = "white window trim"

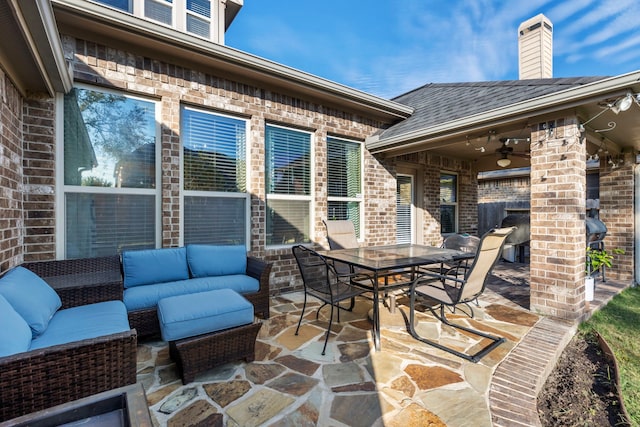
[265,123,315,249]
[440,171,458,235]
[55,86,162,258]
[179,106,251,246]
[326,136,364,242]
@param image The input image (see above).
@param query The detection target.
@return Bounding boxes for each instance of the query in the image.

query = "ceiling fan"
[495,138,530,167]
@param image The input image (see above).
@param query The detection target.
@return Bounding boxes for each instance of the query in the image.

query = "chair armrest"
[246,256,271,284]
[0,329,137,422]
[22,256,124,308]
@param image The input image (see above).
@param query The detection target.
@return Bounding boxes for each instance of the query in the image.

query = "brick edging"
[489,316,577,426]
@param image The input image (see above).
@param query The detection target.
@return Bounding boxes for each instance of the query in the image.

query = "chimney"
[518,14,553,79]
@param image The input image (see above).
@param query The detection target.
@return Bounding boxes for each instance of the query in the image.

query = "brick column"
[599,151,634,282]
[529,117,586,319]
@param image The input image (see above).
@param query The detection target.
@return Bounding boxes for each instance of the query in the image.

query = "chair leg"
[295,291,308,336]
[322,303,335,355]
[408,292,505,363]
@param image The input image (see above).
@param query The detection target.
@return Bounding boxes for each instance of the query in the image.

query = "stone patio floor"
[135,261,628,427]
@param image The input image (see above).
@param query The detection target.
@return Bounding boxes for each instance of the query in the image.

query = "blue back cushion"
[187,245,247,277]
[122,247,189,288]
[0,294,32,356]
[0,266,61,337]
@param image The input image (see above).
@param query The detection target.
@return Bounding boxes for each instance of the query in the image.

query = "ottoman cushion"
[158,289,253,342]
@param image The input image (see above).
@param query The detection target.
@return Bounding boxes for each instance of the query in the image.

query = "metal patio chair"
[292,245,368,355]
[407,227,515,362]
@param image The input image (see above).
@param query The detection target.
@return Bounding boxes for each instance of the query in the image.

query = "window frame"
[56,85,162,259]
[264,123,314,248]
[326,136,364,240]
[440,171,458,235]
[91,0,215,42]
[179,105,251,246]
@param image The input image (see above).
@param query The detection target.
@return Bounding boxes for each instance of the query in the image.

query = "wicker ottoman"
[158,289,261,384]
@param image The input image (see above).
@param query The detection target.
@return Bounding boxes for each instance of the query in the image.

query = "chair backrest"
[292,245,335,296]
[459,227,515,302]
[323,220,359,250]
[442,233,481,253]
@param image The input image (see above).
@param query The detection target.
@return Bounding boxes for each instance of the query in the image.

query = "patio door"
[396,174,414,244]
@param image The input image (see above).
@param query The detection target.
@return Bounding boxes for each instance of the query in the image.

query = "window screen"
[327,137,362,237]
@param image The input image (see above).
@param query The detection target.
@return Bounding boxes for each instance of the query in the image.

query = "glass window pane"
[184,196,246,245]
[327,138,361,198]
[441,205,456,234]
[182,108,246,192]
[145,0,172,24]
[266,199,311,245]
[187,0,210,17]
[65,193,155,258]
[266,126,310,195]
[95,0,130,12]
[64,88,156,189]
[187,15,210,38]
[328,201,360,237]
[440,174,457,203]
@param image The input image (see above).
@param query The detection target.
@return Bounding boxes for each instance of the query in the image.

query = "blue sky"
[225,0,640,99]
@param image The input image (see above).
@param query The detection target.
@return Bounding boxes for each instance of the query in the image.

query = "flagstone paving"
[135,261,626,426]
[136,261,541,426]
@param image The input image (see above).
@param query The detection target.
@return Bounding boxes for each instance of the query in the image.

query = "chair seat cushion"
[158,289,253,342]
[123,275,259,311]
[30,300,131,350]
[0,266,62,337]
[0,295,32,357]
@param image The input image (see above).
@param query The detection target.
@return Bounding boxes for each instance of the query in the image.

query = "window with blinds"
[145,0,173,25]
[93,0,214,41]
[265,124,312,246]
[440,173,458,234]
[396,174,413,244]
[327,137,362,238]
[181,106,248,245]
[63,87,159,258]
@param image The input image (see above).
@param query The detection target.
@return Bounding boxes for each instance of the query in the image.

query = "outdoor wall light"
[611,92,633,114]
[497,155,511,167]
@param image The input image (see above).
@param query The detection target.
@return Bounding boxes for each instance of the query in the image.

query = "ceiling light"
[497,156,511,168]
[611,93,633,114]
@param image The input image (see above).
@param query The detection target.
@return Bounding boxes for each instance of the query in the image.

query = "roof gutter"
[52,0,413,120]
[368,71,640,153]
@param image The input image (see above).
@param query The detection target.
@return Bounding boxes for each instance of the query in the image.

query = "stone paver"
[135,261,627,426]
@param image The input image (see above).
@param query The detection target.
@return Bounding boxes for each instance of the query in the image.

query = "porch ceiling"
[369,72,640,172]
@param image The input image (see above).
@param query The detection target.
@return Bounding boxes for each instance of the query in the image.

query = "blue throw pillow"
[186,245,247,277]
[0,266,61,337]
[122,247,189,288]
[0,294,32,356]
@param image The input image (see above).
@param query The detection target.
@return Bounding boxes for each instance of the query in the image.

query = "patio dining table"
[318,244,474,351]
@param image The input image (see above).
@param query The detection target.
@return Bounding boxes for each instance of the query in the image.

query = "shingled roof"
[377,77,608,141]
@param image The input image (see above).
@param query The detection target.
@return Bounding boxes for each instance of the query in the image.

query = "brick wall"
[598,151,635,281]
[478,176,530,203]
[22,96,56,262]
[0,69,24,271]
[35,36,399,293]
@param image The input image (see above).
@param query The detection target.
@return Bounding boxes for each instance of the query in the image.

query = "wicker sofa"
[0,258,137,422]
[122,245,272,338]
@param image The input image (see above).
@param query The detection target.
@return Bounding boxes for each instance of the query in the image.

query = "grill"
[500,214,530,263]
[586,217,607,246]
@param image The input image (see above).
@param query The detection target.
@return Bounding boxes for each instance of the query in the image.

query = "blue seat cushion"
[0,294,32,357]
[123,275,259,311]
[0,266,62,337]
[187,244,247,277]
[158,289,254,341]
[30,301,130,350]
[122,247,189,288]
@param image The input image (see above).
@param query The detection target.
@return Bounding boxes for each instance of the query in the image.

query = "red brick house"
[1,0,638,321]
